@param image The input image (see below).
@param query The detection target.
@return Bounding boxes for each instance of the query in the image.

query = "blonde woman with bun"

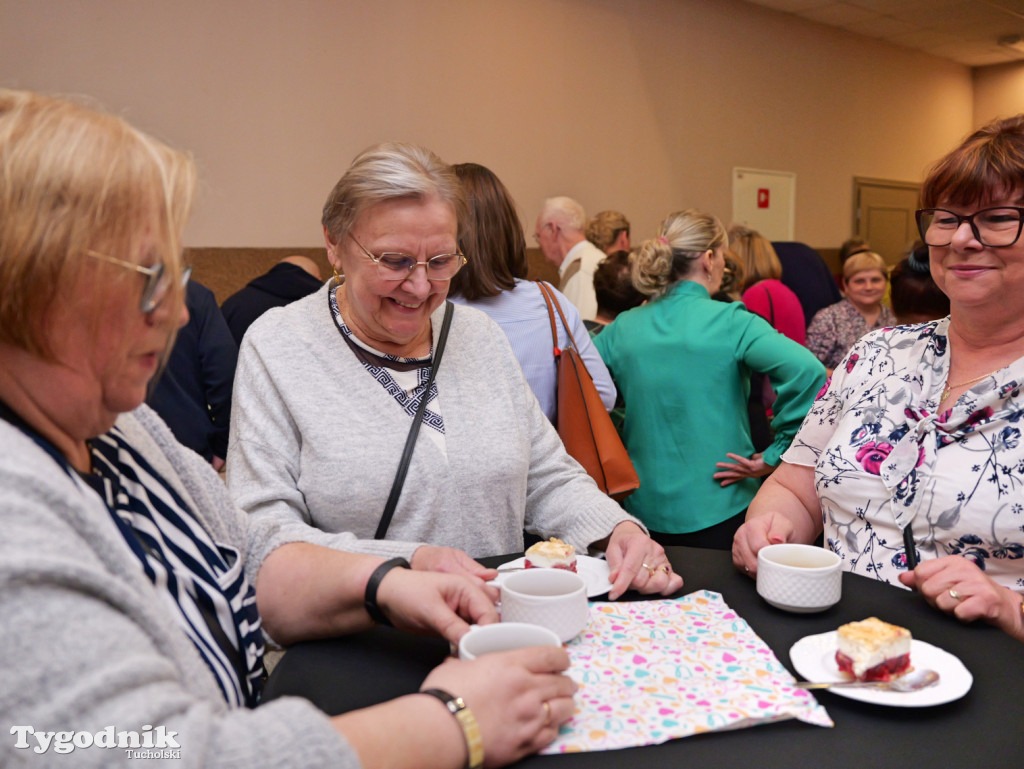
[594,210,825,549]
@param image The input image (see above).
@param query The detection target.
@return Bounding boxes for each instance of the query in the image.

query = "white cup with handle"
[499,568,589,642]
[458,622,562,660]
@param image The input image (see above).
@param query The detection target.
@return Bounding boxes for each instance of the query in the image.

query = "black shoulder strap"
[375,301,455,539]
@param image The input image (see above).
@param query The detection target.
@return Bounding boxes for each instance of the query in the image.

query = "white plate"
[493,555,612,597]
[789,631,973,707]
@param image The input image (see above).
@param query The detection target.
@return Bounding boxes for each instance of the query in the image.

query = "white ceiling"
[742,0,1024,67]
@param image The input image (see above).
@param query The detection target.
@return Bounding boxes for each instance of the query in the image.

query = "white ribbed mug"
[499,568,589,642]
[757,543,842,613]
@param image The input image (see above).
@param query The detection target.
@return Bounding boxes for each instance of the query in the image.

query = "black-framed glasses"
[348,233,466,282]
[85,249,191,313]
[916,207,1024,248]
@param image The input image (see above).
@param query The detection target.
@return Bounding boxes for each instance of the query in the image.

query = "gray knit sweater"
[0,407,353,768]
[227,284,639,560]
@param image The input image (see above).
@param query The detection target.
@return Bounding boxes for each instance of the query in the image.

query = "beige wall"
[974,61,1024,127]
[1,0,981,251]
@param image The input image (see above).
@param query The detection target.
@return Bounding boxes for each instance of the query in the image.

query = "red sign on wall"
[757,188,770,208]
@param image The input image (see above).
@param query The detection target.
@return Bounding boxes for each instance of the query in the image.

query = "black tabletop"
[264,547,1022,769]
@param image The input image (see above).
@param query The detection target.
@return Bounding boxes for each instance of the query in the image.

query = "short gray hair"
[321,142,466,243]
[539,196,587,233]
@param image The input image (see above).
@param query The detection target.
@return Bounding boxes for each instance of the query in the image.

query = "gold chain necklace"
[941,370,999,401]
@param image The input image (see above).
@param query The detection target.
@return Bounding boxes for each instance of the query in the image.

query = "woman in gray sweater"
[0,90,574,769]
[228,142,683,601]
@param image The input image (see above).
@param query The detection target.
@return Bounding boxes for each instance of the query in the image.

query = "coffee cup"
[500,568,589,642]
[756,543,842,613]
[458,622,562,660]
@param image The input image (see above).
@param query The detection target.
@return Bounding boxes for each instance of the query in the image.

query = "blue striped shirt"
[449,280,616,421]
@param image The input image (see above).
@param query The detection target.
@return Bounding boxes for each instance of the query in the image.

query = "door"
[854,178,921,267]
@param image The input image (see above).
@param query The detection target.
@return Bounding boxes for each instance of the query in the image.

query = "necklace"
[941,369,1001,401]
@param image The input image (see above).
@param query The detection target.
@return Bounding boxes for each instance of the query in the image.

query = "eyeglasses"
[85,249,191,313]
[916,207,1024,248]
[348,233,466,282]
[533,222,558,244]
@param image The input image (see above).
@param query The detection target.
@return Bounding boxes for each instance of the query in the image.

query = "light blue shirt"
[449,279,616,421]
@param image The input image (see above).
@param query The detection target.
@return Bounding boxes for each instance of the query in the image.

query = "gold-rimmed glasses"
[348,233,467,282]
[85,249,191,313]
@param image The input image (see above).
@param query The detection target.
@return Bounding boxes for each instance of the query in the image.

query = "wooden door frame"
[853,176,921,239]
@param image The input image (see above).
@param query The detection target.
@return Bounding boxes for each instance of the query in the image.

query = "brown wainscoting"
[185,247,329,305]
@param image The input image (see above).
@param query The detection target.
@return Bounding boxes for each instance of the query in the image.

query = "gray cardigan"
[227,284,640,560]
[0,407,353,768]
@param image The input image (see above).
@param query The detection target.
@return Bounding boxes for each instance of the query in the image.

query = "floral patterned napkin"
[543,590,832,754]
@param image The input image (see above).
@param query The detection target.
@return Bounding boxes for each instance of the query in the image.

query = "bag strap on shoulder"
[536,281,582,356]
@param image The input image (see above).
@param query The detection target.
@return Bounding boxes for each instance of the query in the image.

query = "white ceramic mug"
[458,622,562,660]
[756,543,842,613]
[499,568,589,642]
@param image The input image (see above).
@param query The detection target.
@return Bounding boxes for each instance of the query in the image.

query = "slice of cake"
[835,617,911,682]
[524,538,577,572]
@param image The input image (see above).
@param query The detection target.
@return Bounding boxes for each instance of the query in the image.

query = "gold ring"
[744,566,751,574]
[642,562,656,575]
[949,588,961,601]
[542,700,551,726]
[659,564,671,574]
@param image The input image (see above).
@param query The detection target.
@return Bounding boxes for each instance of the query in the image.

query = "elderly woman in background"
[805,250,896,372]
[593,210,825,549]
[728,225,806,344]
[0,90,577,769]
[586,210,631,255]
[446,161,615,421]
[733,115,1024,641]
[228,143,681,600]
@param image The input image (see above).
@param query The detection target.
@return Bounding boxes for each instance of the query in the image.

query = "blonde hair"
[585,210,630,252]
[842,250,887,282]
[728,224,781,288]
[0,89,195,356]
[633,209,726,297]
[321,142,466,245]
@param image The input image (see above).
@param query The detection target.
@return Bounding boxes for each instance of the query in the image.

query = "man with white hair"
[534,196,603,320]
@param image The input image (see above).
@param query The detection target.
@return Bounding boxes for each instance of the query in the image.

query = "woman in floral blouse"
[733,115,1024,642]
[805,250,897,373]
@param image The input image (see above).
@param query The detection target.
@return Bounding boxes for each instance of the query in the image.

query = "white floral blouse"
[784,317,1024,592]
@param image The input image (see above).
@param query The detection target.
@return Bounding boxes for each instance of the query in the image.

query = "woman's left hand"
[377,567,500,644]
[411,545,500,601]
[898,555,1024,641]
[603,522,683,600]
[713,452,774,487]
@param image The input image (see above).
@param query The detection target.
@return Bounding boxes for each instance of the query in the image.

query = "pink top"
[741,279,806,344]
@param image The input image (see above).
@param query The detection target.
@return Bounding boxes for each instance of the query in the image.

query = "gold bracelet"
[421,689,484,769]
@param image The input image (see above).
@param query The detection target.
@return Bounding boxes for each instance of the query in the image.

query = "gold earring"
[333,268,343,286]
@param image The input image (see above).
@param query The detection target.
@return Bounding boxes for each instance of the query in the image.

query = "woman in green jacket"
[594,210,825,549]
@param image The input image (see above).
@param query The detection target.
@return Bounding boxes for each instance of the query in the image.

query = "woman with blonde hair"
[805,250,896,372]
[0,89,578,768]
[728,224,806,343]
[586,210,631,255]
[594,210,824,549]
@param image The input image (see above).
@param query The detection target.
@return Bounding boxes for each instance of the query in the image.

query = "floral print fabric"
[784,317,1024,592]
[806,298,896,370]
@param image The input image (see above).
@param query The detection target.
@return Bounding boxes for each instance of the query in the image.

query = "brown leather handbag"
[536,281,639,500]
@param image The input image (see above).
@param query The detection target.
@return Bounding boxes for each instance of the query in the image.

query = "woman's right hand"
[731,512,796,576]
[421,647,576,768]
